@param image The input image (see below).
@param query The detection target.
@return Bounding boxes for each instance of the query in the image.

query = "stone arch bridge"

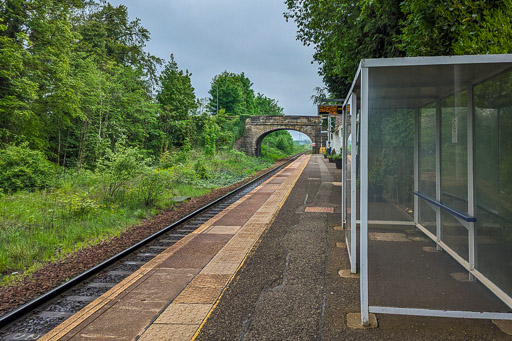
[242,116,322,156]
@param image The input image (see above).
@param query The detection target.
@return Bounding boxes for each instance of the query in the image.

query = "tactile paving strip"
[191,274,231,288]
[139,156,311,341]
[41,155,311,341]
[154,304,211,324]
[174,286,222,304]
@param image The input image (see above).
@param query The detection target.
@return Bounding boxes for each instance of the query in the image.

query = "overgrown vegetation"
[0,144,56,193]
[0,147,271,283]
[0,0,287,164]
[0,0,298,285]
[260,130,311,161]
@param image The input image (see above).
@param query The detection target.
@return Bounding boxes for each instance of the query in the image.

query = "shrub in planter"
[328,149,336,163]
[334,154,343,169]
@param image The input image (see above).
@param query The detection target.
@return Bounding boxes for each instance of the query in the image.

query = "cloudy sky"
[108,0,324,118]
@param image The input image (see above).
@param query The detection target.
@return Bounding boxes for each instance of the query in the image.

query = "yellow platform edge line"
[40,161,298,340]
[190,154,310,340]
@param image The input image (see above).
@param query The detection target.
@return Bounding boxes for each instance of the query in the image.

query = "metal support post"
[467,84,476,281]
[350,94,357,274]
[328,116,332,152]
[414,107,419,225]
[435,99,442,251]
[342,107,347,227]
[360,69,369,326]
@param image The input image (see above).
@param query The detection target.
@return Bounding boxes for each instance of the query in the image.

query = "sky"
[108,0,323,122]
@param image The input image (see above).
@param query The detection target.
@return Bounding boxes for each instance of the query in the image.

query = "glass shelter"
[341,55,512,325]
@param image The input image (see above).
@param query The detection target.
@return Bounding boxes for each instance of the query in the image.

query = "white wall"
[331,126,343,154]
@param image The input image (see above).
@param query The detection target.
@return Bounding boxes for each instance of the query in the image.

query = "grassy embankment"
[0,149,272,285]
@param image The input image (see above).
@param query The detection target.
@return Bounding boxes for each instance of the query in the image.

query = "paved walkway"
[42,154,511,340]
[41,156,310,341]
[196,154,511,340]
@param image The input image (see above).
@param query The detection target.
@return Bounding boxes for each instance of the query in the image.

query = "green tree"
[254,93,284,116]
[263,130,295,155]
[401,0,512,56]
[0,13,38,147]
[77,2,162,82]
[156,54,197,150]
[207,71,255,115]
[285,0,512,99]
[284,0,404,97]
[27,0,88,164]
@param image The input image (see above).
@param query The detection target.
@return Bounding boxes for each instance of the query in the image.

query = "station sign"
[318,105,342,115]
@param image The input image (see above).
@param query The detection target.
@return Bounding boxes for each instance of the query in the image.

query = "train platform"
[195,154,511,340]
[40,156,310,341]
[41,154,511,340]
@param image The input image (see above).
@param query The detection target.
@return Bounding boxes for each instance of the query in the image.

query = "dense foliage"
[0,0,287,170]
[0,0,297,283]
[0,149,272,280]
[0,143,55,193]
[157,54,197,150]
[284,0,512,98]
[261,130,310,160]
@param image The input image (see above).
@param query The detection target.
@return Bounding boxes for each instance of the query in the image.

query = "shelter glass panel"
[419,199,436,235]
[440,92,468,212]
[346,122,352,240]
[368,108,414,221]
[440,92,469,261]
[441,211,469,259]
[419,104,437,198]
[364,60,512,315]
[474,69,512,298]
[418,103,437,234]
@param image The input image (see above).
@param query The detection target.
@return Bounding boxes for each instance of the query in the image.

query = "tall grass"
[0,149,272,285]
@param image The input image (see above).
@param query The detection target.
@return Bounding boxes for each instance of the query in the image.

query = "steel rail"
[0,153,303,328]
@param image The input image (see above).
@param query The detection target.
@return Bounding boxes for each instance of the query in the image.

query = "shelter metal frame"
[340,54,512,325]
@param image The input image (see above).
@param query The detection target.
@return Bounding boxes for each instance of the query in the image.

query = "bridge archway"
[243,116,322,156]
[255,129,313,157]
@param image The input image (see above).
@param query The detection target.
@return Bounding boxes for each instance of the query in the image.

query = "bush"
[194,159,209,180]
[96,144,149,202]
[59,193,99,217]
[159,150,174,168]
[133,168,174,207]
[0,144,55,193]
[168,163,197,184]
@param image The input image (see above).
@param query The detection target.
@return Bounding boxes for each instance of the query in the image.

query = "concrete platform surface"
[42,155,511,340]
[40,156,310,341]
[196,155,511,340]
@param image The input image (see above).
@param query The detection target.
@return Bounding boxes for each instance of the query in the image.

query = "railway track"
[0,154,303,341]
